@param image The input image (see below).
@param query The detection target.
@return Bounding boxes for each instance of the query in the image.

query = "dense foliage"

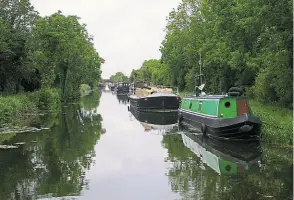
[110,72,129,82]
[0,0,104,102]
[129,59,170,85]
[133,0,293,107]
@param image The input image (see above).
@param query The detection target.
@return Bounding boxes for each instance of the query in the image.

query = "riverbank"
[0,88,60,127]
[179,92,293,145]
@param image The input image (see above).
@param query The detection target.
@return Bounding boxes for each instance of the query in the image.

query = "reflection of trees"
[0,92,103,199]
[162,134,293,200]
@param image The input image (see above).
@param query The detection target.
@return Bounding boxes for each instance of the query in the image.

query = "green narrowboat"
[178,86,262,140]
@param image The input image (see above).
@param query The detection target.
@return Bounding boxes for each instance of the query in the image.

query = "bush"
[0,88,60,126]
[36,88,60,112]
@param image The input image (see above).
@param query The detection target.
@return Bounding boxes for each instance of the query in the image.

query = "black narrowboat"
[129,82,180,112]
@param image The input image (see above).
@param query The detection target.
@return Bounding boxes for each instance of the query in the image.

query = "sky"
[30,0,181,79]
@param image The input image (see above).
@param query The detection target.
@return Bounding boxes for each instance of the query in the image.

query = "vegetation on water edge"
[0,89,60,127]
[248,100,293,145]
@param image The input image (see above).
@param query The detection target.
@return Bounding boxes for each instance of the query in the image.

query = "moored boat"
[117,82,130,95]
[128,81,180,112]
[178,78,262,139]
[110,85,116,91]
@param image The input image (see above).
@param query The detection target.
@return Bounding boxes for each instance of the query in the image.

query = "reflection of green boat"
[181,132,261,176]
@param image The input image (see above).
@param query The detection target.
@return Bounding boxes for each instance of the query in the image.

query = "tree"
[110,72,129,82]
[28,12,104,101]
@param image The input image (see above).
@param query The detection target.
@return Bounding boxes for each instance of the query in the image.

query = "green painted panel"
[218,98,237,119]
[201,100,218,116]
[219,159,238,175]
[180,98,219,116]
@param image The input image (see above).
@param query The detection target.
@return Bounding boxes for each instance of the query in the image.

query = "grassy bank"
[0,88,60,127]
[179,93,293,145]
[248,100,292,145]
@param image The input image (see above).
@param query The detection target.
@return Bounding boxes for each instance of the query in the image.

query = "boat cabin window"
[189,102,193,109]
[198,102,203,112]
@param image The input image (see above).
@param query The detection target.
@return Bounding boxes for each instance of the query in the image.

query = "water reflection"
[181,132,262,176]
[129,106,178,134]
[162,126,293,200]
[0,91,103,200]
[116,94,129,105]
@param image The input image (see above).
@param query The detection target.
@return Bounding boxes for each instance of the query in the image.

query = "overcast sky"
[30,0,181,79]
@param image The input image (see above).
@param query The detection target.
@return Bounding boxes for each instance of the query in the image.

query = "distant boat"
[128,81,180,112]
[117,82,130,95]
[104,85,110,91]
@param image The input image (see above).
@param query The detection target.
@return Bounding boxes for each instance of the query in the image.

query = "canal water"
[0,91,292,200]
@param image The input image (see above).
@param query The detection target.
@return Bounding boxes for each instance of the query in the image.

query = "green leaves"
[28,12,104,101]
[0,2,103,101]
[158,0,292,106]
[110,72,129,82]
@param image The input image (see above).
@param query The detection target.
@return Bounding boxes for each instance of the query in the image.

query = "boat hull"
[129,94,180,111]
[179,108,261,140]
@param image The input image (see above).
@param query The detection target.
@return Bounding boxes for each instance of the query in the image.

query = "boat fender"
[201,123,207,136]
[127,106,130,111]
[244,113,248,121]
[178,113,183,123]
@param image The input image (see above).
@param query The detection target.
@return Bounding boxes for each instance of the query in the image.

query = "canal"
[0,91,292,200]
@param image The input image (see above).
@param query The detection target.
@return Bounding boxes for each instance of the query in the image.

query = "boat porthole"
[225,165,231,171]
[225,101,231,108]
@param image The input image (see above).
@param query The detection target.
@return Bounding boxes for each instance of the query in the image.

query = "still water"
[0,91,292,200]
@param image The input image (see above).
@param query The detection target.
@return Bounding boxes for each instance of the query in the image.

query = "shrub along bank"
[0,88,60,127]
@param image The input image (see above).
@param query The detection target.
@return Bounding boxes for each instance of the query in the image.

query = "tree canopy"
[110,72,129,82]
[132,0,293,107]
[0,0,104,102]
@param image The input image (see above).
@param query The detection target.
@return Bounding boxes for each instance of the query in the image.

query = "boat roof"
[183,94,229,100]
[129,92,177,99]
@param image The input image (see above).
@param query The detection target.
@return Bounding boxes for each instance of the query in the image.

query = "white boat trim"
[179,108,218,118]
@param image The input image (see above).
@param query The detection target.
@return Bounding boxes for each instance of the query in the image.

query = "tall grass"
[248,100,293,146]
[0,88,60,126]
